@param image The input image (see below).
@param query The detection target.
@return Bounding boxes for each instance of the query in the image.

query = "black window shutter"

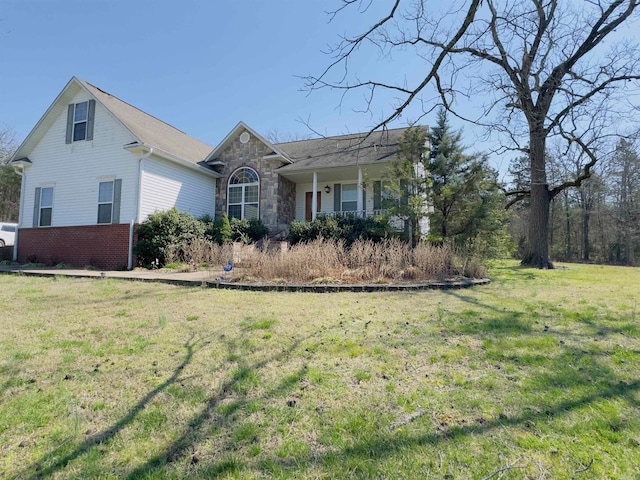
[373,181,381,210]
[112,179,122,224]
[65,105,74,144]
[33,188,41,228]
[333,184,341,212]
[86,100,96,141]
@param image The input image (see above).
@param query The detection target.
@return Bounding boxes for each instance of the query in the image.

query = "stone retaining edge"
[1,269,490,292]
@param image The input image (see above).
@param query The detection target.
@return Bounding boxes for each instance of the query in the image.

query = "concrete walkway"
[0,265,490,292]
[0,264,218,286]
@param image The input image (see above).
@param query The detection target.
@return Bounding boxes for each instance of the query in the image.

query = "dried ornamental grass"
[227,238,463,284]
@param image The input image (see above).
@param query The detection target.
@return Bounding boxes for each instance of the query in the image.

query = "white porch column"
[312,171,318,221]
[357,168,363,215]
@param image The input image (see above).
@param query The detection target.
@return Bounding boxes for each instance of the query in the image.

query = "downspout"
[13,167,26,262]
[128,147,153,270]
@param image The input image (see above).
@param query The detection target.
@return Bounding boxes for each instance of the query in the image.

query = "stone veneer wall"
[277,176,296,232]
[214,131,292,234]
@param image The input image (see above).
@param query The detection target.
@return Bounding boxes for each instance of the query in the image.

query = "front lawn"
[1,261,638,479]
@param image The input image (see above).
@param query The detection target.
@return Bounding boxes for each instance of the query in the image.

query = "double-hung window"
[73,102,88,141]
[97,179,122,224]
[97,181,114,224]
[38,187,53,227]
[341,183,358,212]
[66,100,95,143]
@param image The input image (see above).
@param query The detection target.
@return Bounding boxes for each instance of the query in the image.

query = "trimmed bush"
[216,213,233,245]
[135,208,206,268]
[288,214,394,247]
[230,217,269,244]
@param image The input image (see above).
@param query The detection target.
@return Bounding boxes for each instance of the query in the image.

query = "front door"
[305,191,322,221]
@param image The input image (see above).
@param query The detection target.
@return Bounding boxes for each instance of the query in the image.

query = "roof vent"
[239,132,250,144]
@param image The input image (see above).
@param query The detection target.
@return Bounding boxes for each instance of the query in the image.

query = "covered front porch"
[278,163,391,223]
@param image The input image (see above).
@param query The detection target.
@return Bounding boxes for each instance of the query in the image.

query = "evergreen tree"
[215,213,233,245]
[383,126,429,246]
[428,108,508,255]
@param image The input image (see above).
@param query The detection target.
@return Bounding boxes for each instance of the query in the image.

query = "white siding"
[21,90,139,227]
[139,156,215,220]
[294,183,334,221]
[19,89,216,229]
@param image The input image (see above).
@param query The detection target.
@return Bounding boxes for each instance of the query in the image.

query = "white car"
[0,223,17,247]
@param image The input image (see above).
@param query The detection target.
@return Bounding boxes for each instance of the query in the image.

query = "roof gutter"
[124,143,221,178]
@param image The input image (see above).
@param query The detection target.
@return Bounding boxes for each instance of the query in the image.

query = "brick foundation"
[17,224,135,270]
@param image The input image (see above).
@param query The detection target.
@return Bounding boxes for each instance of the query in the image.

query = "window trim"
[66,99,95,143]
[341,183,358,212]
[73,101,88,142]
[97,180,115,224]
[38,186,54,227]
[227,167,260,220]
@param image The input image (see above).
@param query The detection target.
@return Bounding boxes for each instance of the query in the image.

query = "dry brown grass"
[232,238,461,284]
[174,238,475,283]
[166,239,233,268]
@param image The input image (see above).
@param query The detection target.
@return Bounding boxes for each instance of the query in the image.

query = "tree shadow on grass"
[0,358,28,400]
[21,333,202,479]
[20,290,640,478]
[123,329,317,479]
[21,318,327,479]
[193,294,638,477]
[187,348,639,478]
[313,379,640,469]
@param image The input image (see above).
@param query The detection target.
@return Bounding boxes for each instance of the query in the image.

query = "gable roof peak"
[205,121,292,164]
[12,76,213,166]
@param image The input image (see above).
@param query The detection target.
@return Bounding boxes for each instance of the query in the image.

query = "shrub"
[215,213,233,245]
[200,214,267,245]
[135,208,206,267]
[288,214,394,246]
[230,217,269,244]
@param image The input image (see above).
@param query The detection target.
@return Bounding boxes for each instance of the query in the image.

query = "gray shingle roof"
[275,127,416,172]
[80,80,213,164]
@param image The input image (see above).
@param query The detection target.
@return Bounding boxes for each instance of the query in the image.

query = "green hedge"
[135,208,206,268]
[136,210,270,268]
[288,214,395,246]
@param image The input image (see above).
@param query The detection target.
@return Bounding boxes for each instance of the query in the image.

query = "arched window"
[227,167,259,220]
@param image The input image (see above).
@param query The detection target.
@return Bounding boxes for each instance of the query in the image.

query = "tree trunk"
[441,209,447,240]
[583,209,590,261]
[564,191,572,260]
[625,229,635,266]
[521,132,554,268]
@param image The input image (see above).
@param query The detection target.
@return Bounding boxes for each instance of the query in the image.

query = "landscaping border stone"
[0,266,490,292]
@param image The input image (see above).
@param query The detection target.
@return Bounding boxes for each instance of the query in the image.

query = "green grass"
[0,261,639,479]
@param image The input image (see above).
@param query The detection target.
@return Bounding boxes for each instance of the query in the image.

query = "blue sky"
[3,1,637,178]
[2,1,427,145]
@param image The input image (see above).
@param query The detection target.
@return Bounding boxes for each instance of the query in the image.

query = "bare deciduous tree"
[0,126,20,222]
[305,0,640,268]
